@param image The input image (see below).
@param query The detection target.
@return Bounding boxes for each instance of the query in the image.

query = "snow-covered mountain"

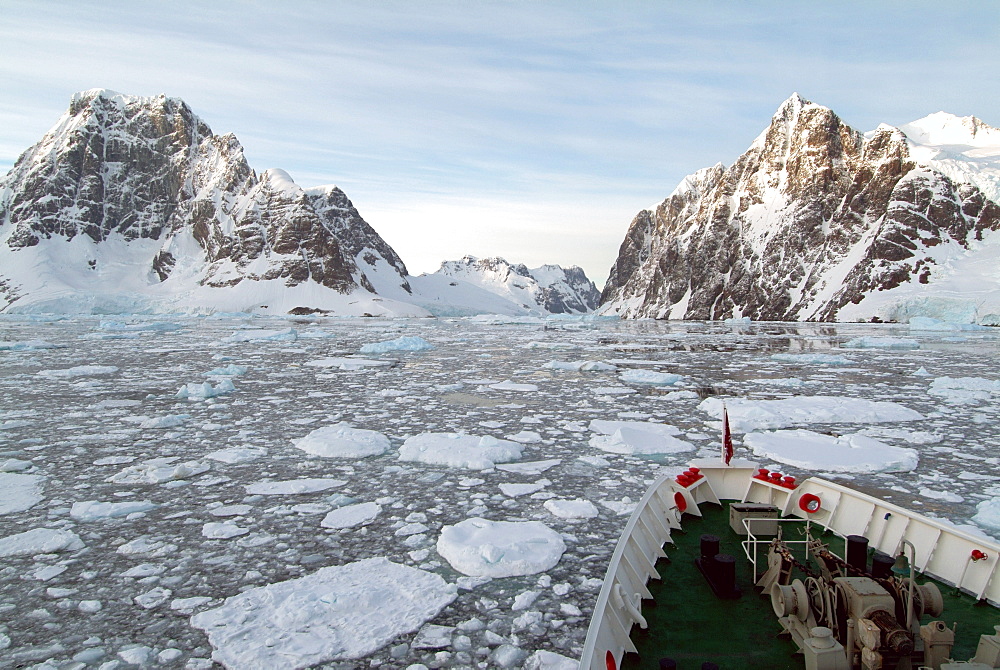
[0,90,603,318]
[0,89,418,316]
[599,94,1000,324]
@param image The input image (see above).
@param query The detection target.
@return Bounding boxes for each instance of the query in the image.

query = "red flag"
[722,404,734,465]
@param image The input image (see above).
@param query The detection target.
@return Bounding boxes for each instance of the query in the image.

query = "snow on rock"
[588,420,695,455]
[743,430,919,473]
[293,422,391,458]
[398,433,524,470]
[436,518,565,577]
[619,369,684,386]
[70,500,158,520]
[107,458,210,484]
[841,336,920,350]
[0,472,44,514]
[190,557,457,668]
[0,528,84,556]
[359,335,433,353]
[699,396,923,432]
[245,478,347,495]
[176,379,236,400]
[543,498,599,520]
[320,502,382,529]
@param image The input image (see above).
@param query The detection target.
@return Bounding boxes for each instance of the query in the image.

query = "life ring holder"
[799,493,822,514]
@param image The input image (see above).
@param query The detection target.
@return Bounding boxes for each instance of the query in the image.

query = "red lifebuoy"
[674,491,688,513]
[799,493,822,514]
[606,650,616,670]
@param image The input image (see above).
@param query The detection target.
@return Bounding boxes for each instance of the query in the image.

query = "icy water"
[2,315,999,669]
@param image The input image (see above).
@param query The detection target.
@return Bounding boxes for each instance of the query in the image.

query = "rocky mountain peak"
[600,95,1000,323]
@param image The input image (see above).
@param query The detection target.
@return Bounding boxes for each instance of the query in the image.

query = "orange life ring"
[799,493,822,514]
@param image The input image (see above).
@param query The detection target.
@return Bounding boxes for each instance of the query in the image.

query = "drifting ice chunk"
[202,522,250,539]
[304,357,393,370]
[928,376,1000,404]
[544,498,599,520]
[38,364,119,378]
[139,414,190,429]
[841,336,919,350]
[743,430,919,473]
[523,649,579,669]
[206,363,248,376]
[770,353,852,365]
[190,557,456,668]
[973,499,1000,534]
[222,328,297,343]
[398,433,524,469]
[246,478,346,495]
[588,420,694,455]
[320,502,382,529]
[205,446,267,464]
[0,528,84,556]
[70,500,158,520]
[543,360,617,372]
[496,459,561,475]
[359,335,434,353]
[490,380,539,392]
[619,369,684,386]
[436,518,565,577]
[699,396,923,432]
[293,423,391,458]
[176,379,236,400]
[107,459,210,484]
[0,472,44,515]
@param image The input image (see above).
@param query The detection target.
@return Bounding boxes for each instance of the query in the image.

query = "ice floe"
[841,336,920,350]
[70,500,158,520]
[359,335,434,353]
[304,356,394,370]
[38,364,119,377]
[743,429,919,473]
[619,369,684,385]
[544,498,600,520]
[588,419,695,455]
[176,379,236,400]
[0,472,44,514]
[928,376,1000,404]
[190,557,456,668]
[699,396,923,432]
[245,478,347,495]
[107,458,210,484]
[320,502,382,529]
[436,518,565,577]
[398,433,524,469]
[0,528,84,556]
[293,422,391,458]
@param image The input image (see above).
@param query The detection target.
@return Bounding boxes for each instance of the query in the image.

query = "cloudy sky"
[2,1,997,285]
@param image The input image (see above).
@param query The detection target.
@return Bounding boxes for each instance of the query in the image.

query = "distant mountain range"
[0,89,597,317]
[599,94,1000,324]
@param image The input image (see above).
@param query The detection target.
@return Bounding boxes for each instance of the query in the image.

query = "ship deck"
[621,502,1000,670]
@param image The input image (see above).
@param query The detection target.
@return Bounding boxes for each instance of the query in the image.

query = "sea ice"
[841,336,920,350]
[743,430,919,473]
[543,360,617,372]
[770,353,853,365]
[293,422,391,458]
[304,357,393,370]
[499,481,549,497]
[619,369,684,386]
[38,364,119,377]
[544,498,599,520]
[436,518,565,577]
[190,557,456,668]
[176,379,236,400]
[359,335,434,353]
[205,446,267,463]
[699,396,923,432]
[0,472,44,514]
[588,420,694,455]
[222,328,297,343]
[973,499,1000,534]
[202,521,250,539]
[245,478,347,495]
[0,528,84,556]
[70,500,158,520]
[928,376,1000,404]
[490,380,540,392]
[107,459,210,484]
[139,414,190,429]
[398,433,524,469]
[496,459,561,475]
[320,502,382,529]
[523,650,579,669]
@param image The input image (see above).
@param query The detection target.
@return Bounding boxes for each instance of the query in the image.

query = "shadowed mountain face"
[600,94,1000,322]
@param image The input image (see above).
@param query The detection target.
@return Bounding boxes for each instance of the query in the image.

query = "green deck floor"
[620,503,1000,670]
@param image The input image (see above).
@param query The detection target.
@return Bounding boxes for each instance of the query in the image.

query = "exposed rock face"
[0,89,411,312]
[600,94,1000,322]
[435,256,600,314]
